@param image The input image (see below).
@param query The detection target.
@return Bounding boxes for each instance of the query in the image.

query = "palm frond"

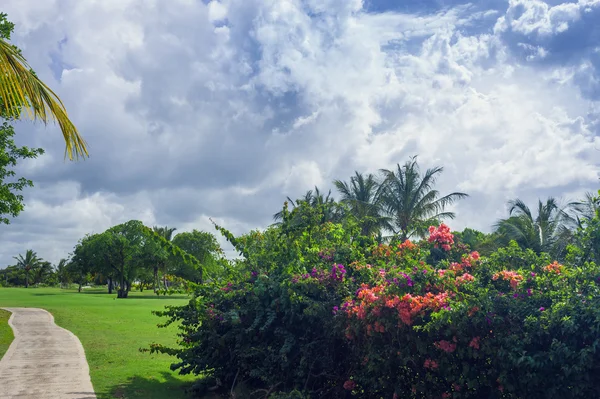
[0,38,87,160]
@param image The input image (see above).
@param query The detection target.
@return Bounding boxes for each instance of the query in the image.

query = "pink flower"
[428,223,454,251]
[469,336,480,350]
[434,340,457,353]
[343,380,356,390]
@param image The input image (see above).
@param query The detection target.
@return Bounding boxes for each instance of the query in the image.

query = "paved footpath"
[0,308,96,399]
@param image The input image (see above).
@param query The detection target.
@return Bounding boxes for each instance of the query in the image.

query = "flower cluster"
[468,336,481,350]
[428,223,454,251]
[492,270,524,290]
[292,264,347,284]
[455,273,475,286]
[434,339,457,353]
[330,263,347,281]
[318,248,335,262]
[423,358,439,370]
[344,283,450,328]
[543,261,563,274]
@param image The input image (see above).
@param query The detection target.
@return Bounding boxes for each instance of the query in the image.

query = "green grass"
[0,308,14,359]
[0,287,196,398]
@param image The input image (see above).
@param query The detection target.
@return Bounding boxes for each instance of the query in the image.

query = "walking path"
[0,308,96,399]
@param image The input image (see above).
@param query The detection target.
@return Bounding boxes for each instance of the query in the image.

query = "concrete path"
[0,308,96,399]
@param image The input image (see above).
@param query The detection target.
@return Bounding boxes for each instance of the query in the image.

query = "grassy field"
[0,287,196,399]
[0,308,14,359]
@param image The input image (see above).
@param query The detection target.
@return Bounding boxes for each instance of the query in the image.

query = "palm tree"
[273,187,342,225]
[1,29,87,159]
[379,156,469,240]
[152,225,177,291]
[494,197,572,256]
[569,192,600,228]
[13,249,42,288]
[334,172,388,236]
[55,258,69,288]
[33,260,53,285]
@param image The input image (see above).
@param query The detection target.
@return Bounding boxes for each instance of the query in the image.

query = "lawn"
[0,287,196,399]
[0,308,14,359]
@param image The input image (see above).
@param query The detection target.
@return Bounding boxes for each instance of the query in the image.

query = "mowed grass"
[0,287,196,398]
[0,308,14,359]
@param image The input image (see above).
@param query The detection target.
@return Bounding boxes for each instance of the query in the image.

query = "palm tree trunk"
[108,277,113,294]
[153,266,158,293]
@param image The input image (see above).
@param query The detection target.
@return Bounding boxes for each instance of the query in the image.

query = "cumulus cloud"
[0,0,598,265]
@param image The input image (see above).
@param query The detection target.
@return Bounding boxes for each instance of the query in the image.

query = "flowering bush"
[150,207,600,399]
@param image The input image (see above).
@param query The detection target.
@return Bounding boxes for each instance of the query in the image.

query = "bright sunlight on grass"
[0,287,195,399]
[0,308,14,359]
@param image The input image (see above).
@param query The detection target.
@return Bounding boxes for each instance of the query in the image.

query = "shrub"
[150,202,600,399]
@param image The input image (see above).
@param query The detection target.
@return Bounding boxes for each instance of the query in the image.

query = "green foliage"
[0,122,44,224]
[494,197,575,259]
[13,249,43,288]
[150,201,600,398]
[171,229,224,281]
[0,308,14,360]
[378,156,468,240]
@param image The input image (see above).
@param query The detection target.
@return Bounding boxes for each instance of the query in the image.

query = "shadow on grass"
[96,371,197,399]
[125,295,190,300]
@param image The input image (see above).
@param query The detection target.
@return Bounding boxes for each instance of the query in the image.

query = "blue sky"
[0,0,598,265]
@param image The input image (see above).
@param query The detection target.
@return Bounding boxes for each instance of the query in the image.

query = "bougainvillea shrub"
[150,203,600,399]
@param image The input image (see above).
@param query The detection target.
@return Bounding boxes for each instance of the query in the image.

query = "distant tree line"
[2,222,224,298]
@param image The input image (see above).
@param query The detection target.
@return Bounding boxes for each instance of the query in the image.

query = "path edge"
[0,307,97,398]
[46,309,97,395]
[0,308,18,366]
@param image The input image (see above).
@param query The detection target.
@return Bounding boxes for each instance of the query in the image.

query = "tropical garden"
[2,9,600,399]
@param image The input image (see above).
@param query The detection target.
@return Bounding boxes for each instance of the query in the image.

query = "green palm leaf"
[0,38,87,160]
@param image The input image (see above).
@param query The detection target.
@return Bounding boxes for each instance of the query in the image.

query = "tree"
[171,230,223,281]
[65,256,91,293]
[151,226,177,291]
[334,171,388,237]
[85,221,147,298]
[494,197,573,257]
[453,228,502,256]
[379,156,469,240]
[273,186,343,226]
[32,260,54,285]
[569,191,600,228]
[13,249,42,288]
[55,258,70,288]
[0,13,86,160]
[0,122,44,224]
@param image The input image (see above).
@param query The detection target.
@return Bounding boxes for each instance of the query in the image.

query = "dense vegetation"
[141,162,600,399]
[2,153,598,398]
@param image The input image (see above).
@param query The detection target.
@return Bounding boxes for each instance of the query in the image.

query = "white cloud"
[0,0,598,265]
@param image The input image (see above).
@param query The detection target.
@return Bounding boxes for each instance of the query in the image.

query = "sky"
[0,0,599,266]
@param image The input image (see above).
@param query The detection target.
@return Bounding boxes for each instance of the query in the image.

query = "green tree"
[0,12,86,159]
[88,221,148,298]
[171,230,223,281]
[0,122,44,224]
[65,256,91,293]
[569,191,600,228]
[379,156,468,240]
[274,186,343,226]
[494,197,573,257]
[334,171,388,237]
[32,260,54,285]
[13,249,42,288]
[150,226,177,291]
[55,258,70,288]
